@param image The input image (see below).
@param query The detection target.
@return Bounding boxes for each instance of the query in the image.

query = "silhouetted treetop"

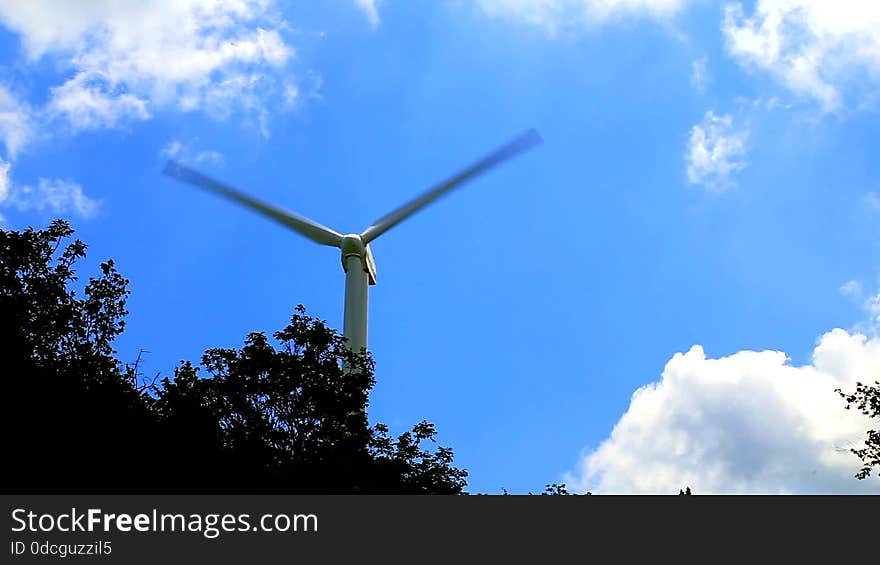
[3,221,466,493]
[837,380,880,480]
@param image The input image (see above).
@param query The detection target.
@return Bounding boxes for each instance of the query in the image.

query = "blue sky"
[2,0,879,493]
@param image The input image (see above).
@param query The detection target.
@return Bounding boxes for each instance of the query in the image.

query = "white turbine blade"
[164,160,343,247]
[360,129,542,244]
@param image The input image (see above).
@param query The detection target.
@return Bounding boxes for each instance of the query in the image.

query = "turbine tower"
[163,130,542,354]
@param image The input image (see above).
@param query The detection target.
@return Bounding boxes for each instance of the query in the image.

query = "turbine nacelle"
[340,234,377,285]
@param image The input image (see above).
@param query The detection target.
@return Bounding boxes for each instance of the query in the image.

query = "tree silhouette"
[541,483,586,495]
[3,221,466,493]
[152,308,467,492]
[837,380,880,480]
[3,220,155,488]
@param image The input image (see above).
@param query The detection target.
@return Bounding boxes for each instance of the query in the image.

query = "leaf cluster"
[837,381,880,480]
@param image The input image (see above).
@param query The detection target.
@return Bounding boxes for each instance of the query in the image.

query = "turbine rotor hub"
[340,233,366,257]
[340,233,377,285]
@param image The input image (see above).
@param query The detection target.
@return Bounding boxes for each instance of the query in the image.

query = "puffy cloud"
[686,111,748,191]
[0,84,32,159]
[476,0,691,32]
[48,72,150,131]
[723,1,880,112]
[354,0,381,29]
[1,176,99,219]
[566,329,880,494]
[0,0,294,132]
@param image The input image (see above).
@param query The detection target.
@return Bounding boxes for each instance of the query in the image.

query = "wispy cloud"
[840,278,880,335]
[865,192,880,213]
[840,280,863,299]
[160,140,224,167]
[691,57,709,92]
[476,0,692,33]
[686,111,748,192]
[0,84,32,159]
[354,0,381,29]
[0,86,100,223]
[1,176,99,219]
[0,158,10,202]
[866,293,880,330]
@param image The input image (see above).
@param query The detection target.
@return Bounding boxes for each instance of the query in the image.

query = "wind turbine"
[163,130,542,355]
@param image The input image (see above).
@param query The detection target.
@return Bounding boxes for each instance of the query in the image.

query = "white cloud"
[0,84,32,159]
[867,293,880,330]
[840,280,863,299]
[354,0,381,29]
[723,1,880,112]
[691,57,709,92]
[48,72,150,130]
[839,279,880,336]
[0,78,103,221]
[476,0,691,32]
[0,0,294,132]
[686,111,748,191]
[160,140,224,166]
[565,329,880,494]
[1,176,99,218]
[283,82,301,109]
[0,158,9,201]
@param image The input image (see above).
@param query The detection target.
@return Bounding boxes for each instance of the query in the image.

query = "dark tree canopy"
[3,221,466,493]
[152,309,466,492]
[837,380,880,480]
[2,220,152,486]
